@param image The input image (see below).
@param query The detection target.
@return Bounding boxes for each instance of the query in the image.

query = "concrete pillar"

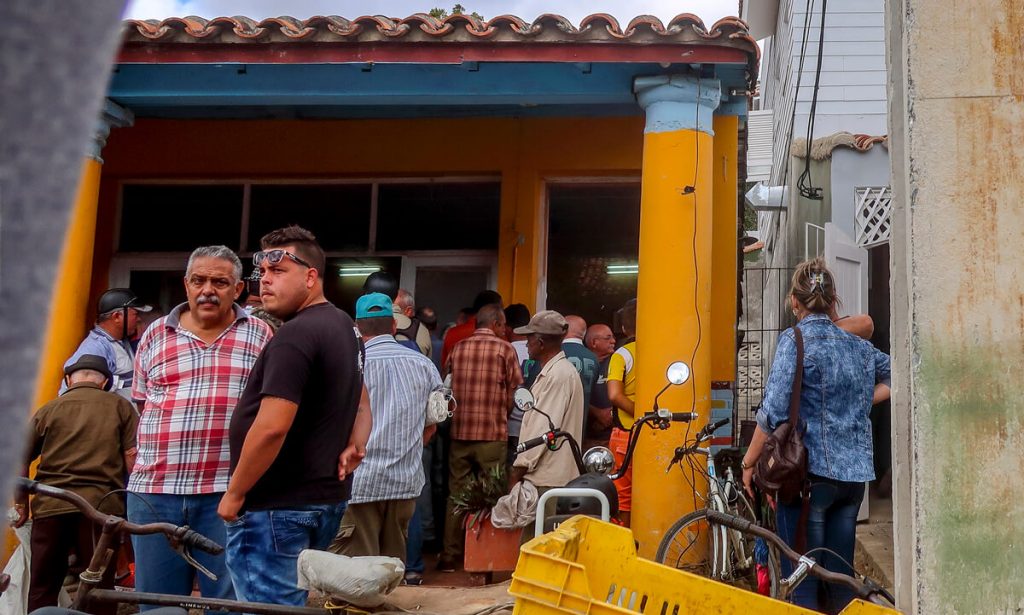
[33,100,133,406]
[631,74,720,557]
[886,1,1024,612]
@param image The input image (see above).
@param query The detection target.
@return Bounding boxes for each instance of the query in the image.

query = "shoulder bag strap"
[791,326,810,552]
[788,327,804,426]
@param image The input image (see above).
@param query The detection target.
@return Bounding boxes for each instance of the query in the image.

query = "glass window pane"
[248,184,372,252]
[120,185,243,252]
[376,182,500,250]
[545,183,641,328]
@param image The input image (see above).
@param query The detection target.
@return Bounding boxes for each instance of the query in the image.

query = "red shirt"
[441,315,476,367]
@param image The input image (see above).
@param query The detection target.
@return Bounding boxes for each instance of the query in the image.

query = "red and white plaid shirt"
[129,304,272,494]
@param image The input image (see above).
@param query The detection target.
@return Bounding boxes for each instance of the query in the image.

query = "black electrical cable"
[798,0,828,200]
[772,0,816,210]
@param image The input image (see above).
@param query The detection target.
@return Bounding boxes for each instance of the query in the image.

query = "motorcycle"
[513,360,712,535]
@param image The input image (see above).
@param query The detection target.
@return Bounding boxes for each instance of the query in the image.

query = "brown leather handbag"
[754,327,807,505]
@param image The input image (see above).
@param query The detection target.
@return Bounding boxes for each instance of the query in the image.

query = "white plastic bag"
[1,508,72,615]
[296,549,403,608]
[491,480,538,529]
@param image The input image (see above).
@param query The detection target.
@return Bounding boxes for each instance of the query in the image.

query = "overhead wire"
[771,0,817,211]
[797,0,829,200]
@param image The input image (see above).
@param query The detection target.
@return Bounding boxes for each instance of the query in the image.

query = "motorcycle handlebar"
[516,435,548,454]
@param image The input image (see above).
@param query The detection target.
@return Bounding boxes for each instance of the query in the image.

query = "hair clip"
[809,272,826,293]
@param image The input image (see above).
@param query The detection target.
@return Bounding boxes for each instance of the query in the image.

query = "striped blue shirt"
[351,335,442,504]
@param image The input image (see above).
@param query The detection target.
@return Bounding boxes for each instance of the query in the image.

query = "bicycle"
[706,509,895,608]
[14,478,330,615]
[654,419,783,597]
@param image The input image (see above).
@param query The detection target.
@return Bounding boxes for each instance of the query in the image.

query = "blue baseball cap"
[356,292,394,320]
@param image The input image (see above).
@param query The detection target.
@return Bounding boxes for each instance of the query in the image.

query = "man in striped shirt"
[330,292,441,562]
[130,245,272,605]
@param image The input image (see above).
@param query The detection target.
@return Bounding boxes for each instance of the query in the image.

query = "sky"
[123,0,739,26]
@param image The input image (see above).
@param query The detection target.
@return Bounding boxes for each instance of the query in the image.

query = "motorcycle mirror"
[582,446,615,474]
[513,387,536,412]
[665,361,691,386]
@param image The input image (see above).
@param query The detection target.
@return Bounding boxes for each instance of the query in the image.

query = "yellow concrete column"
[32,101,133,406]
[710,115,739,383]
[32,158,105,407]
[632,75,720,558]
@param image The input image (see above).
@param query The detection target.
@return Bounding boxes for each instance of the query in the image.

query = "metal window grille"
[738,267,794,440]
[855,186,892,248]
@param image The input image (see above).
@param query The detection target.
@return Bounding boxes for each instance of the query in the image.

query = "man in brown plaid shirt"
[440,303,522,571]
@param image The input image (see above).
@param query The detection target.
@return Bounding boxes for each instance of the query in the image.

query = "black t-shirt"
[587,356,613,440]
[230,302,364,510]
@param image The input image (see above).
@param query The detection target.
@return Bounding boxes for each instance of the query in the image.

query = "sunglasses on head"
[253,249,313,270]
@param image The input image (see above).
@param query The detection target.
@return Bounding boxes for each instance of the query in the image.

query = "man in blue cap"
[331,292,441,581]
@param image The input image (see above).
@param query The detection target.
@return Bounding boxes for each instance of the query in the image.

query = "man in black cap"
[15,354,138,615]
[62,288,152,400]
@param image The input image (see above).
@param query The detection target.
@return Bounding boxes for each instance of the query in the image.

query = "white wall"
[830,146,891,239]
[761,0,888,188]
[758,0,888,266]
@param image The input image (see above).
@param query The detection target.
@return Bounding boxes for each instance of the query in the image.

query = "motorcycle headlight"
[583,446,615,474]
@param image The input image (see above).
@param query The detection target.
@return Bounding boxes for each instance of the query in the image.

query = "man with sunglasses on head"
[130,245,273,607]
[220,225,372,607]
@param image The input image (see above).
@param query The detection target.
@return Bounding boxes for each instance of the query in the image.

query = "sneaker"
[436,557,457,573]
[403,571,424,586]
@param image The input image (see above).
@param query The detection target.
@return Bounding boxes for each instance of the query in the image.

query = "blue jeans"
[225,503,347,606]
[127,493,235,611]
[777,477,865,614]
[405,445,433,574]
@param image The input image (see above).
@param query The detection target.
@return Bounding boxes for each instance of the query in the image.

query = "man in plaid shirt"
[129,245,272,605]
[439,303,522,572]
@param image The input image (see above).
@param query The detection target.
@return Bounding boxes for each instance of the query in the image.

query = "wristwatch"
[740,459,753,470]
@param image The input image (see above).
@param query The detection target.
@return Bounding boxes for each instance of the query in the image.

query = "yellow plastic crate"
[509,516,899,615]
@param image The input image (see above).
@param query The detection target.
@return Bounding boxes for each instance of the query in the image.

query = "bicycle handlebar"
[703,418,730,436]
[704,510,895,606]
[16,478,223,555]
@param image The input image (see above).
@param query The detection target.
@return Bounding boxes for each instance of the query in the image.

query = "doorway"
[401,254,497,329]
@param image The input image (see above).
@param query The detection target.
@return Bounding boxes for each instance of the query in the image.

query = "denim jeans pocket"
[270,509,322,556]
[225,512,246,528]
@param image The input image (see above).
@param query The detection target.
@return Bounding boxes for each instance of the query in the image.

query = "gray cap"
[513,310,569,336]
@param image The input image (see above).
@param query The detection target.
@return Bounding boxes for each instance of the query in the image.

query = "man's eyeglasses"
[253,249,313,270]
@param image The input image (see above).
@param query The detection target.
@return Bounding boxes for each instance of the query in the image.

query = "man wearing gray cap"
[509,310,584,538]
[62,288,152,400]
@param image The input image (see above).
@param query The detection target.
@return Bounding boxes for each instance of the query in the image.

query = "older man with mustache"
[129,245,273,608]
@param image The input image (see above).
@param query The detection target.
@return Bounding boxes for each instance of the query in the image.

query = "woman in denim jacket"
[742,258,891,613]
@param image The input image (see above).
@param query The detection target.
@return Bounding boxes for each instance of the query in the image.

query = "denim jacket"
[756,313,891,482]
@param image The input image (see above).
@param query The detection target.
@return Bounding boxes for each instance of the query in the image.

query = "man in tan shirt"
[509,311,584,539]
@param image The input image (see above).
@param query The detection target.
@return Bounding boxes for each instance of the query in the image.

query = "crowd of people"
[13,222,891,614]
[14,224,637,609]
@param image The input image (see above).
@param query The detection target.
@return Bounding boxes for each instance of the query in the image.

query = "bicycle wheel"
[655,507,781,598]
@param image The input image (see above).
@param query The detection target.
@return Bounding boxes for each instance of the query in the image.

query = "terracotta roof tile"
[120,13,760,87]
[123,12,757,54]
